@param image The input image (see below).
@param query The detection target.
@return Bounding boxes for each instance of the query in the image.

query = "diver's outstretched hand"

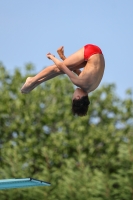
[57,46,66,60]
[47,46,66,60]
[46,53,55,60]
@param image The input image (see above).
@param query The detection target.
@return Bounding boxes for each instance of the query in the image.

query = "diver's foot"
[21,77,36,93]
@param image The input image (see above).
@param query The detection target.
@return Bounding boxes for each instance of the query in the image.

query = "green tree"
[0,63,133,200]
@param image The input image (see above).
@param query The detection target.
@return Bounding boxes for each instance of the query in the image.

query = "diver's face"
[72,88,87,100]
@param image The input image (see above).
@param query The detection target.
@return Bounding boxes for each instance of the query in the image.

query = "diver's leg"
[34,47,84,81]
[21,47,85,93]
[21,64,62,93]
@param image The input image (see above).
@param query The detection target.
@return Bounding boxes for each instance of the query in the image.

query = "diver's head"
[72,88,90,116]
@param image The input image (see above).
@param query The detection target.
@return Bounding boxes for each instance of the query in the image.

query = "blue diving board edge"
[0,178,51,190]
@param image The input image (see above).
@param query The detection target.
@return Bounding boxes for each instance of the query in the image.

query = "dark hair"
[72,95,90,116]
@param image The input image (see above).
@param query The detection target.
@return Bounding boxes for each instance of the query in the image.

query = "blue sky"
[0,0,133,98]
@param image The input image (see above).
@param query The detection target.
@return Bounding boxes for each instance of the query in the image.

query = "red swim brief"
[84,44,103,61]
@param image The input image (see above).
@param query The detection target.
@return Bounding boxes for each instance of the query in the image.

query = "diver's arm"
[57,46,81,76]
[47,53,84,88]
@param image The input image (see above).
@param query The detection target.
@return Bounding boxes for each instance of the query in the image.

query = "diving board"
[0,178,51,190]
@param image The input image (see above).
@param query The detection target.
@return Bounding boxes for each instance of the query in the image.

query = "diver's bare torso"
[78,53,105,93]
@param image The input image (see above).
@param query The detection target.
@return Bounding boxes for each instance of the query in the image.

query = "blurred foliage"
[0,62,133,200]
